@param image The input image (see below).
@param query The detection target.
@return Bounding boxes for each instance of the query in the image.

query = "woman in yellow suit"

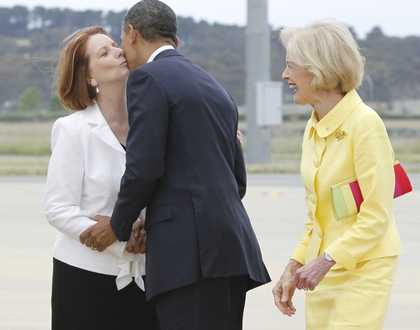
[272,21,401,330]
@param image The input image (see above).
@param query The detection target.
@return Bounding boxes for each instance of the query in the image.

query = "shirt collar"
[81,103,106,126]
[147,45,175,63]
[308,89,363,139]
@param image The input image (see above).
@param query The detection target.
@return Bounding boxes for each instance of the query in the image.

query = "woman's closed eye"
[97,45,109,57]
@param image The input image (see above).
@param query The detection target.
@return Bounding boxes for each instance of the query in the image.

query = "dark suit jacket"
[111,49,270,300]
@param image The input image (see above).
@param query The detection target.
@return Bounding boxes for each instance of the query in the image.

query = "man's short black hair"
[124,0,178,45]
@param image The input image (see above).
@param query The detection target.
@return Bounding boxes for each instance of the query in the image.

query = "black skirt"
[52,258,158,330]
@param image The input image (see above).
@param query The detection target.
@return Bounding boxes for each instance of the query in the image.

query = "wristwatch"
[323,252,334,262]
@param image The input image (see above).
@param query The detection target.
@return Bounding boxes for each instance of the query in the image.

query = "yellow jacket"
[292,90,401,270]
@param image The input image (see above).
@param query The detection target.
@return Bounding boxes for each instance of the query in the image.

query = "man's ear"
[127,24,138,45]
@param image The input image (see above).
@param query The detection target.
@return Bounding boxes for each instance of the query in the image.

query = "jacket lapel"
[82,104,125,154]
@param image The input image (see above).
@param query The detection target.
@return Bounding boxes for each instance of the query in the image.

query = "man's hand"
[295,255,335,291]
[125,217,147,254]
[237,129,244,145]
[272,259,302,316]
[80,215,117,252]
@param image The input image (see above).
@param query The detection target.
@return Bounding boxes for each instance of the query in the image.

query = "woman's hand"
[125,217,147,254]
[80,215,116,252]
[272,259,302,316]
[295,255,335,291]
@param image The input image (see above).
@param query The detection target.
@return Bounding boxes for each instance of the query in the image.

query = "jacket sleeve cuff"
[111,215,132,241]
[291,245,307,265]
[325,245,357,271]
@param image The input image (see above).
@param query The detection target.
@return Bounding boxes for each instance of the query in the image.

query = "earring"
[96,86,100,94]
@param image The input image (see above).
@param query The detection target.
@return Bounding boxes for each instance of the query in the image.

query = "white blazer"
[44,104,145,290]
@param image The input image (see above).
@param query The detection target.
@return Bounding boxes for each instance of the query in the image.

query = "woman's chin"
[120,70,130,80]
[293,93,310,105]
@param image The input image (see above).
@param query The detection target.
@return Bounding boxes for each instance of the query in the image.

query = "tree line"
[0,5,419,113]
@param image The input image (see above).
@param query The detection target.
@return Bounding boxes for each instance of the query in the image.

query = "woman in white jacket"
[44,26,157,330]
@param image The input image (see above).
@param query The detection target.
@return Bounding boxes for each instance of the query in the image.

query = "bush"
[17,86,42,112]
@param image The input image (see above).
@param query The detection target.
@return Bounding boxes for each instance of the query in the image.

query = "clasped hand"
[80,215,146,254]
[272,256,335,316]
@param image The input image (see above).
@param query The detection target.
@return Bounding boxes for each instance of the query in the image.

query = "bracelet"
[323,252,334,262]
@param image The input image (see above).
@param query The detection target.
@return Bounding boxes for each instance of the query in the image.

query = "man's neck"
[131,41,174,70]
[144,41,174,61]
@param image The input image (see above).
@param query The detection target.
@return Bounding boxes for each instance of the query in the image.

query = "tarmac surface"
[1,175,419,329]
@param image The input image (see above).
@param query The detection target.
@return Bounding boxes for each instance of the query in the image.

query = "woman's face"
[282,59,316,105]
[85,33,129,88]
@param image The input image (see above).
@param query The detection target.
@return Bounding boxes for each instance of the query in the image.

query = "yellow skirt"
[306,256,398,330]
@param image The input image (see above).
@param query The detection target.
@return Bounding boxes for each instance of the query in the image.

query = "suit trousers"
[154,276,249,330]
[51,258,158,330]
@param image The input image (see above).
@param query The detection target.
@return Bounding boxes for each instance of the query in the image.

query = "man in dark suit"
[83,1,270,329]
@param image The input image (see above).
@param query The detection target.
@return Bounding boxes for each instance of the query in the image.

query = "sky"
[1,0,419,38]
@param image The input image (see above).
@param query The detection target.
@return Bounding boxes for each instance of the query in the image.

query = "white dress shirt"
[44,104,145,290]
[147,45,175,63]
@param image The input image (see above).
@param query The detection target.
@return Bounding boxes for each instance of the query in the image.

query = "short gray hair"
[280,20,365,93]
[124,0,177,45]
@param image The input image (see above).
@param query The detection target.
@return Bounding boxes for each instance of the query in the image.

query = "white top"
[44,104,145,290]
[147,45,175,63]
